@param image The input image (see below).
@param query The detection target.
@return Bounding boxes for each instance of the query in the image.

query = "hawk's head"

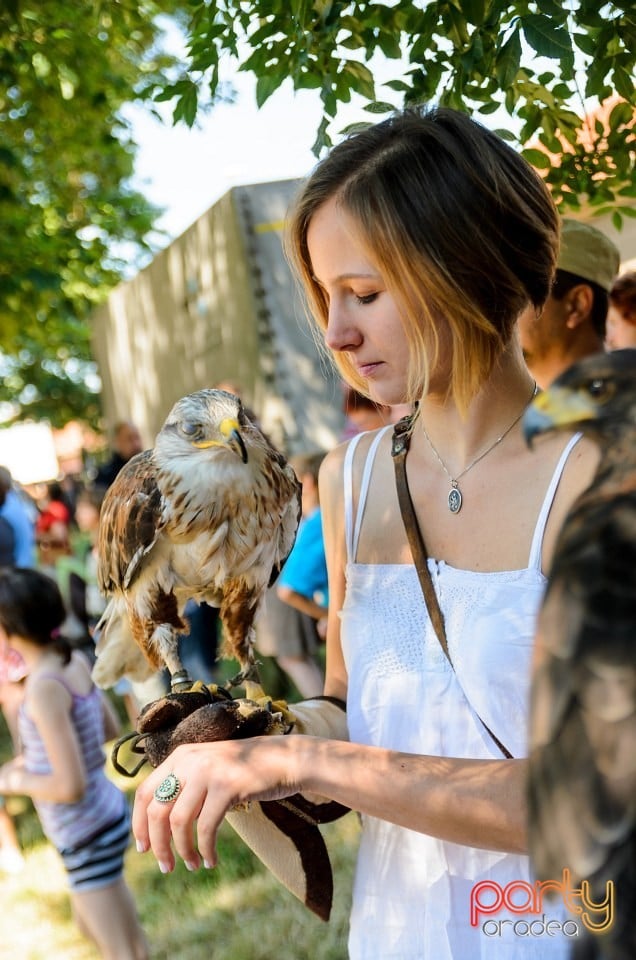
[523,348,636,448]
[156,389,249,465]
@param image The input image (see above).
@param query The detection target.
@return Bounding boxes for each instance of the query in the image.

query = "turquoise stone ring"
[154,773,181,803]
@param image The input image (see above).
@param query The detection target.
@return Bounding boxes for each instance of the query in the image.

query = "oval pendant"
[448,486,462,514]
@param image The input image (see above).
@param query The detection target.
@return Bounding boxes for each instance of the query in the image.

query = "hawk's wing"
[266,451,303,588]
[528,490,636,959]
[523,353,636,959]
[529,489,636,864]
[97,450,165,594]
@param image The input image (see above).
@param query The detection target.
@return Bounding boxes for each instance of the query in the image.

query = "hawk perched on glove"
[93,389,301,697]
[523,349,636,960]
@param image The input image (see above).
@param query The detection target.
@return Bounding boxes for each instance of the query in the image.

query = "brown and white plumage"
[523,350,636,960]
[93,389,301,698]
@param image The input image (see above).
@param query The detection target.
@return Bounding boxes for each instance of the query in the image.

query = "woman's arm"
[0,677,86,803]
[301,739,527,853]
[132,734,526,874]
[132,441,526,872]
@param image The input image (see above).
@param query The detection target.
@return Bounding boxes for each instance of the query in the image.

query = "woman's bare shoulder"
[320,429,390,483]
[541,432,601,567]
[550,432,600,502]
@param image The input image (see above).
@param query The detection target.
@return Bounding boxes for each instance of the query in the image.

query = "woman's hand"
[132,735,305,874]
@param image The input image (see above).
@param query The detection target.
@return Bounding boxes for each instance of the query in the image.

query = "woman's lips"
[357,362,382,378]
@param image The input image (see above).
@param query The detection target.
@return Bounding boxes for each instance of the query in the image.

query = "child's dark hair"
[0,567,71,664]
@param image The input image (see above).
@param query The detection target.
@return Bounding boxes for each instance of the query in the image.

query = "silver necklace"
[421,382,538,515]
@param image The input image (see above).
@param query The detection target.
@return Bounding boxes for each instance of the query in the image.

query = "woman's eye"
[355,292,378,305]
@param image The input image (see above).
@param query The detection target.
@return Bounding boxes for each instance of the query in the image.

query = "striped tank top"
[19,676,128,851]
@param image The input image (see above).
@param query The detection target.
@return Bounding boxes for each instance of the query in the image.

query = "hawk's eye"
[587,378,612,401]
[179,420,202,439]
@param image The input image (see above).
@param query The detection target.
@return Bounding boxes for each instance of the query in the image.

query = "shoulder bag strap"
[391,414,513,760]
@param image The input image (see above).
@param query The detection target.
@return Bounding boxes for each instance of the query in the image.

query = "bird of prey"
[93,389,301,699]
[523,349,636,960]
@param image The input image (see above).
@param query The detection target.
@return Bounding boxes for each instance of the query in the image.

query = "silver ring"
[154,773,181,803]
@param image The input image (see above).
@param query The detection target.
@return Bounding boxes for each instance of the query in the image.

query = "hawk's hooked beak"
[193,418,248,463]
[224,421,248,463]
[523,386,598,447]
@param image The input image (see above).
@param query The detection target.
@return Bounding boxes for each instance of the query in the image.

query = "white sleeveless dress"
[341,427,580,960]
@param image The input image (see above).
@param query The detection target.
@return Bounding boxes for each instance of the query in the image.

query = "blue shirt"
[0,489,36,567]
[278,508,328,606]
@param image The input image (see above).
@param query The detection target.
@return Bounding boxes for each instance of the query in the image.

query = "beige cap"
[558,218,620,291]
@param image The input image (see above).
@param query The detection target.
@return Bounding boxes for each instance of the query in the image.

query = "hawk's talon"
[181,680,233,702]
[269,698,296,733]
[225,661,262,691]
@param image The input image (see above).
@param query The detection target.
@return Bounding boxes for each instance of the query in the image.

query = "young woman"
[0,567,148,960]
[132,107,598,958]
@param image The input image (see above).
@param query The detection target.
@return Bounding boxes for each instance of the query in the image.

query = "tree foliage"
[1,2,634,432]
[0,1,179,428]
[164,0,635,222]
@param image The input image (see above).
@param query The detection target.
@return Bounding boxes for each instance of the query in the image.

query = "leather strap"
[391,413,513,760]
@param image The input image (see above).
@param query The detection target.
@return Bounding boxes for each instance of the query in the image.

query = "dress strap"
[527,432,582,571]
[343,426,391,562]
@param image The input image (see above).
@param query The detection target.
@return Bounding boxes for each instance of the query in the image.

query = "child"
[0,637,26,875]
[0,567,148,960]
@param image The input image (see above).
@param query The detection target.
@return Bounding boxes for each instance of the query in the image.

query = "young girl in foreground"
[132,107,598,958]
[0,567,148,960]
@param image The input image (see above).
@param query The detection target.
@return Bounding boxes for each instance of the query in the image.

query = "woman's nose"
[324,300,362,353]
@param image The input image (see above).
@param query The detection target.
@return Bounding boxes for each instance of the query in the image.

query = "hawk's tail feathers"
[92,597,155,688]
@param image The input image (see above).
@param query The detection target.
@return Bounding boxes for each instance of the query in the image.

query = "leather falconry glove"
[112,683,349,920]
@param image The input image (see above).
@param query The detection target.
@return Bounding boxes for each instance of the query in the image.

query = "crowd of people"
[0,102,632,960]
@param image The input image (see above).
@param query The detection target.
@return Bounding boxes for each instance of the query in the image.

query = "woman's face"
[306,196,413,407]
[605,303,636,351]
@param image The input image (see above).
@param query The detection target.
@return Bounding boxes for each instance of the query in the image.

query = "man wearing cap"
[518,217,621,389]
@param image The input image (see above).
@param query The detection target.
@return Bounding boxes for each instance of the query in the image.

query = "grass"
[0,683,358,960]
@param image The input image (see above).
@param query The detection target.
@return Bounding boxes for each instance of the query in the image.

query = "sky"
[122,14,527,250]
[126,61,388,246]
[128,69,635,273]
[123,14,439,247]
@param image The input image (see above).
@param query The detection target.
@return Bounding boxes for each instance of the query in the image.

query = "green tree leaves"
[1,1,634,430]
[0,1,178,428]
[165,1,634,216]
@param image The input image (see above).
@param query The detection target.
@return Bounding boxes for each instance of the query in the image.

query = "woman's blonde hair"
[285,106,559,411]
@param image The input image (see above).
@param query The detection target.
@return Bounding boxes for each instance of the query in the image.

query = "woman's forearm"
[296,738,528,853]
[132,733,527,872]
